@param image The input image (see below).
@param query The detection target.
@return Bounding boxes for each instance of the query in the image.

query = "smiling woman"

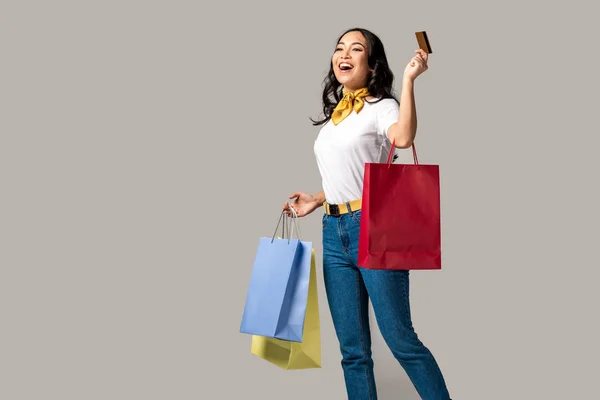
[311,28,397,128]
[333,36,371,89]
[283,27,452,400]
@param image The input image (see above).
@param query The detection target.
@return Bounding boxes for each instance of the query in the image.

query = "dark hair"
[310,27,399,126]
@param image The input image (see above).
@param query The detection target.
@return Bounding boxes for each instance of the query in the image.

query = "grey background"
[2,1,599,399]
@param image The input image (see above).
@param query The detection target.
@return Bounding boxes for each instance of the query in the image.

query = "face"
[332,31,373,92]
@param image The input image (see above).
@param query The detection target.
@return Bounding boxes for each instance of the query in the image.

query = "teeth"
[340,63,353,69]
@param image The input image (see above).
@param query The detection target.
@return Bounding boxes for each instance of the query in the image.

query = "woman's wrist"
[311,191,325,208]
[402,77,414,87]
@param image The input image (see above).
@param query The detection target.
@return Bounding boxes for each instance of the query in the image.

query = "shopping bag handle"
[271,207,301,244]
[386,139,419,169]
[280,209,301,239]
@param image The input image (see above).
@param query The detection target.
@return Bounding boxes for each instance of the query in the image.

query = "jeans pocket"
[322,213,329,229]
[350,209,362,224]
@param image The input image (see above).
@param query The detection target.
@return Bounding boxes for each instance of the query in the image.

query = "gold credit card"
[415,31,432,54]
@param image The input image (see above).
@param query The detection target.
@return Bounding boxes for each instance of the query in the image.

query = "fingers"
[283,205,302,217]
[283,201,301,217]
[284,192,308,217]
[414,49,428,64]
[415,48,428,59]
[286,192,301,216]
[411,54,428,69]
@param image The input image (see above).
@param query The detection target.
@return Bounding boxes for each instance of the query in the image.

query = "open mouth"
[339,62,354,72]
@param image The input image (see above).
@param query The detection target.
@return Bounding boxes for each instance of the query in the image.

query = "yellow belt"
[323,199,362,216]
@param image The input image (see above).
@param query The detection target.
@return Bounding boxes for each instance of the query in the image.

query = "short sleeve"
[376,98,399,138]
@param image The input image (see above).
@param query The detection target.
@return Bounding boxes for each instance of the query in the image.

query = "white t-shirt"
[313,97,399,205]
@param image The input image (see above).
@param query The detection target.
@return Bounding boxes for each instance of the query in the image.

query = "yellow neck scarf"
[331,87,370,125]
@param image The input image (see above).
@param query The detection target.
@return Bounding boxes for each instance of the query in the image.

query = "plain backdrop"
[2,1,599,399]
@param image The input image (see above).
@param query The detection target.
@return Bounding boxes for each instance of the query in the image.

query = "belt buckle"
[329,203,340,216]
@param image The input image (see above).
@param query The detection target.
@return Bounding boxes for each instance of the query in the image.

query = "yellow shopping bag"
[250,248,321,370]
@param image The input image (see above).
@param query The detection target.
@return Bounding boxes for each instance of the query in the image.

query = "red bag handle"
[387,139,419,169]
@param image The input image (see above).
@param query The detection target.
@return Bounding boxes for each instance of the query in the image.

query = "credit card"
[415,31,432,54]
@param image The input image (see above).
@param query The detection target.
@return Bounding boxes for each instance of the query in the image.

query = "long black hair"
[311,27,399,126]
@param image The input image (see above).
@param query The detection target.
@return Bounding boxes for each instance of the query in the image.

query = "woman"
[283,27,452,400]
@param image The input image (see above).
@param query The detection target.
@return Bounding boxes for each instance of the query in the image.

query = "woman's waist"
[323,198,362,216]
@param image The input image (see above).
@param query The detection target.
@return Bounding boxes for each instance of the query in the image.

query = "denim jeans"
[322,209,451,400]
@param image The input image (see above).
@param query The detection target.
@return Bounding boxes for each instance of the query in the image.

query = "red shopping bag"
[358,141,441,270]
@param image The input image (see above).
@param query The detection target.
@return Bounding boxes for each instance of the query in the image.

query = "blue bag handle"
[271,207,301,244]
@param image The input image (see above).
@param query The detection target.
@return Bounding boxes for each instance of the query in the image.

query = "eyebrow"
[337,41,366,48]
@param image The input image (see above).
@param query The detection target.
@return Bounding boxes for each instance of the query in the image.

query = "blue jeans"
[322,209,451,400]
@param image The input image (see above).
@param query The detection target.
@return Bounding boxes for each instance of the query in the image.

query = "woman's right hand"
[283,192,321,218]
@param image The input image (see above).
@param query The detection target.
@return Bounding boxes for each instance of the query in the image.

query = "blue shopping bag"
[240,210,313,342]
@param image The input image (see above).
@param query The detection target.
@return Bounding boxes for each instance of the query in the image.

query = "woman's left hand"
[403,49,429,82]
